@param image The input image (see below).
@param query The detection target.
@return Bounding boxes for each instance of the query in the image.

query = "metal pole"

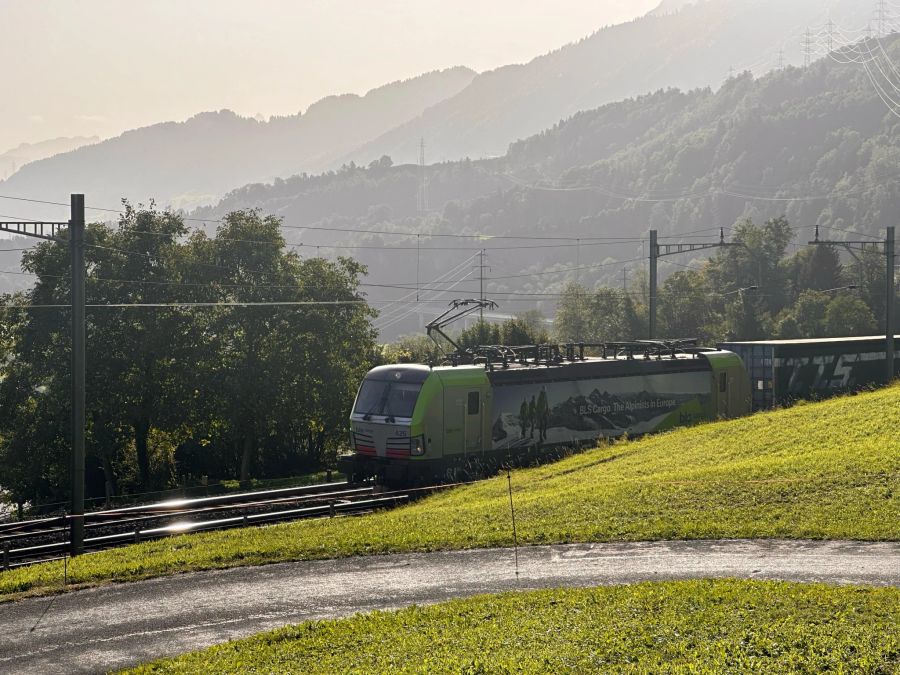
[575,239,580,285]
[649,229,658,339]
[887,226,895,383]
[70,194,85,555]
[479,249,484,343]
[506,468,519,582]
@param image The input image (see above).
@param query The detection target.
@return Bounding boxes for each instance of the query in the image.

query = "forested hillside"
[192,34,900,337]
[340,0,869,166]
[0,0,872,224]
[0,67,475,215]
[0,208,376,506]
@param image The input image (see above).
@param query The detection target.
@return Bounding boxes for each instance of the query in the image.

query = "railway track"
[1,481,412,570]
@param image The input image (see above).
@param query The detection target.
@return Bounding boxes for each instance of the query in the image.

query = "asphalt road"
[1,539,898,674]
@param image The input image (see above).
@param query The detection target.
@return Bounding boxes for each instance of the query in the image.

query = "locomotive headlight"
[411,436,426,456]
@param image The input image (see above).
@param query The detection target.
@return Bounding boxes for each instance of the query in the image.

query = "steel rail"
[0,479,468,570]
[0,480,363,535]
[4,495,406,568]
[0,486,376,542]
[92,480,355,516]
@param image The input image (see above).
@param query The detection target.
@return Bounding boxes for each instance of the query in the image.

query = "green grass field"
[126,580,900,674]
[2,385,898,601]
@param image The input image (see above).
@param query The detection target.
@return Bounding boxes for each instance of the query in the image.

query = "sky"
[0,0,658,151]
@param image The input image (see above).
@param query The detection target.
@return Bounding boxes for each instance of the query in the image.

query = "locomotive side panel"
[411,373,444,459]
[437,370,492,459]
[703,350,752,418]
[489,368,713,451]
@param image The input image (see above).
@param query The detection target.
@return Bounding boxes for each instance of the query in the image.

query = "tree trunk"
[239,430,254,486]
[134,418,151,490]
[102,456,118,506]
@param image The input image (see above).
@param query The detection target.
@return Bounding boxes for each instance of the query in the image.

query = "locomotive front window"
[355,380,389,416]
[354,379,422,418]
[383,383,421,418]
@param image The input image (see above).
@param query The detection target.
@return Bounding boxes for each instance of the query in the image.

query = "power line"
[94,300,368,308]
[375,270,478,332]
[94,227,716,248]
[0,300,366,310]
[0,193,646,243]
[373,255,480,330]
[5,223,643,252]
[0,266,494,297]
[4,171,891,236]
[486,255,646,281]
[0,286,807,312]
[0,194,115,213]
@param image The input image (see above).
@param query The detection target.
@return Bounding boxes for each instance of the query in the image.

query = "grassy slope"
[127,580,900,674]
[3,385,899,600]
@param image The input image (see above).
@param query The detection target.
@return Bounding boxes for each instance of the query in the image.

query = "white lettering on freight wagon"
[774,352,886,367]
[577,399,677,416]
[775,351,888,390]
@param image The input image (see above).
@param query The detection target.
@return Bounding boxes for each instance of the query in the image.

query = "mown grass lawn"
[2,385,898,601]
[126,580,900,674]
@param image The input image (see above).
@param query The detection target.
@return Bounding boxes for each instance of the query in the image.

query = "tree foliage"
[554,284,642,343]
[548,216,890,345]
[0,208,376,508]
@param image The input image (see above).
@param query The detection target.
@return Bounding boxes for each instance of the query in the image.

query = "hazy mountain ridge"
[338,0,869,168]
[0,136,98,181]
[1,0,869,221]
[648,0,708,17]
[0,67,476,215]
[190,36,900,337]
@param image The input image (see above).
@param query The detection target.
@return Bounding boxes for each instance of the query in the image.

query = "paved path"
[1,539,898,674]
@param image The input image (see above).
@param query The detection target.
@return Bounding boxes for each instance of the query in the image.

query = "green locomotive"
[340,342,751,485]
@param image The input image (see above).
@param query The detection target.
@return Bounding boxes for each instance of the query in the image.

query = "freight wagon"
[718,335,900,411]
[340,343,750,485]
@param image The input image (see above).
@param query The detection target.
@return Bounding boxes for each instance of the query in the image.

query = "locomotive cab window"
[467,391,480,415]
[719,372,727,393]
[354,379,422,418]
